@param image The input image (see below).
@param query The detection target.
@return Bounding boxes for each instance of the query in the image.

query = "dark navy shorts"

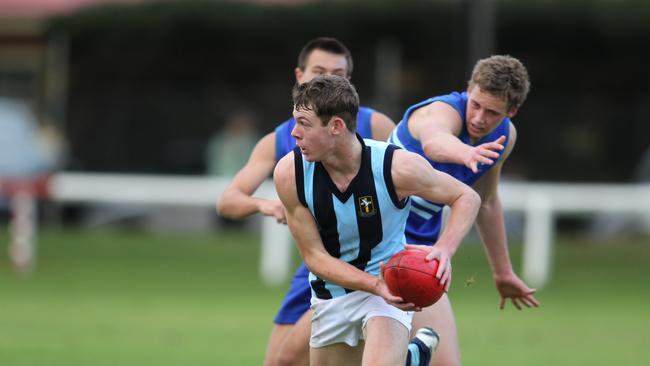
[274,263,311,325]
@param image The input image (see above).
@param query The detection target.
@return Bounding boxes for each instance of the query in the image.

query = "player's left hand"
[494,272,540,310]
[404,244,452,292]
[378,262,422,311]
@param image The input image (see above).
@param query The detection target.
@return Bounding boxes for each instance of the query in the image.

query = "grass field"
[1,227,649,365]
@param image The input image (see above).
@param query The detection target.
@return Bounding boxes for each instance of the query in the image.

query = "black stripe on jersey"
[310,277,331,299]
[384,144,409,209]
[293,147,307,207]
[293,147,334,298]
[310,161,342,299]
[322,134,367,203]
[312,162,342,259]
[347,144,383,287]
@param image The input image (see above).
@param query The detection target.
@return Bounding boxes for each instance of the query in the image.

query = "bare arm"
[412,102,505,172]
[393,150,481,289]
[473,124,539,309]
[273,153,415,310]
[216,132,286,223]
[370,111,396,141]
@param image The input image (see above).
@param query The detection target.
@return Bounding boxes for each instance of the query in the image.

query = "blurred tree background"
[46,0,650,181]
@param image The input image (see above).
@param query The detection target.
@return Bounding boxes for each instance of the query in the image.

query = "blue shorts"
[274,263,311,325]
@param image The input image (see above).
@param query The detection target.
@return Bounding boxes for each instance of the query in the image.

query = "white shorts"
[309,290,413,348]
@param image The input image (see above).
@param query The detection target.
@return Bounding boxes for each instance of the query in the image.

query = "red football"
[382,249,445,307]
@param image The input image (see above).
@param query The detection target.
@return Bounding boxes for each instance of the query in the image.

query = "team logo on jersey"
[358,196,376,217]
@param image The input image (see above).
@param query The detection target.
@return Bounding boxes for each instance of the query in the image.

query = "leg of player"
[264,324,294,366]
[267,299,438,366]
[406,327,440,366]
[274,310,312,366]
[264,264,312,366]
[311,342,364,366]
[411,293,461,366]
[363,316,410,366]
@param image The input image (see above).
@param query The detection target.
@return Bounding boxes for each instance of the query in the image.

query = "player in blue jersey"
[217,38,401,366]
[389,55,541,365]
[275,75,481,366]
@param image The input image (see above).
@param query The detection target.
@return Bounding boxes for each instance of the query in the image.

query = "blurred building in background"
[0,0,648,237]
[1,0,647,182]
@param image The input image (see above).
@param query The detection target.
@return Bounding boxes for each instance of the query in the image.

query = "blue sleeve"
[274,118,296,162]
[430,92,466,122]
[356,106,375,139]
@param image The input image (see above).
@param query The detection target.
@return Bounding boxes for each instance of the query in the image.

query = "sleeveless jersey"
[294,136,410,300]
[387,91,511,244]
[275,106,374,161]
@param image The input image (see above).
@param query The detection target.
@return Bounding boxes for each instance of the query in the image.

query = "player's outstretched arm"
[217,132,287,224]
[414,102,505,173]
[472,124,540,310]
[392,150,481,290]
[273,153,416,311]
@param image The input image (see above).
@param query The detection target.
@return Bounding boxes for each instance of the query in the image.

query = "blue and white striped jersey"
[294,136,411,300]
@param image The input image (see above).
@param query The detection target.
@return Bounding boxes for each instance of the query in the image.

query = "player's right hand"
[259,199,287,224]
[464,135,505,173]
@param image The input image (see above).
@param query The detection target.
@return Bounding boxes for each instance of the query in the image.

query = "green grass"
[453,236,650,365]
[0,228,649,365]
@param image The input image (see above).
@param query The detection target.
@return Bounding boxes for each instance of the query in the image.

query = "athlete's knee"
[275,350,306,366]
[274,340,309,366]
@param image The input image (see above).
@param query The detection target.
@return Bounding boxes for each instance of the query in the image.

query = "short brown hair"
[297,37,354,78]
[469,55,530,111]
[292,75,359,132]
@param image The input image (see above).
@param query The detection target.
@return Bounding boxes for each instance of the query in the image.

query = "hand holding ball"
[382,249,446,307]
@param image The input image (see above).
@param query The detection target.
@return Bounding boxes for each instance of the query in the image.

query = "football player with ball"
[274,75,481,366]
[218,37,448,366]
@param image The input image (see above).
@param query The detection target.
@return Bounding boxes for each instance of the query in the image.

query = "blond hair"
[469,55,530,111]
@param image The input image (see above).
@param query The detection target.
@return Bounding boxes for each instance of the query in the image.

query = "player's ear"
[507,106,518,118]
[294,67,304,83]
[330,116,346,135]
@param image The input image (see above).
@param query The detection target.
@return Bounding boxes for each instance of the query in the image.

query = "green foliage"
[0,228,648,365]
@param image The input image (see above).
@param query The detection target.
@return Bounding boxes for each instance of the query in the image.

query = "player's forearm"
[304,251,379,294]
[475,198,515,277]
[436,190,481,255]
[422,132,472,165]
[217,190,265,219]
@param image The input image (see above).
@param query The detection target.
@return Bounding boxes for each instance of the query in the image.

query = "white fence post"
[255,180,293,285]
[259,218,293,286]
[8,191,37,274]
[522,191,554,288]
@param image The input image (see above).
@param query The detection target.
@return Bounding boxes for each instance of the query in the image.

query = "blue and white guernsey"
[272,106,376,324]
[388,91,511,244]
[294,136,411,300]
[275,106,374,161]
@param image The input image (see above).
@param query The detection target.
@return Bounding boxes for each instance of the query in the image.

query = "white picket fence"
[15,173,650,287]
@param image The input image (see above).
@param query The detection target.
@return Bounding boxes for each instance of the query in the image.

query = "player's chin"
[303,152,325,163]
[468,130,486,141]
[300,151,317,162]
